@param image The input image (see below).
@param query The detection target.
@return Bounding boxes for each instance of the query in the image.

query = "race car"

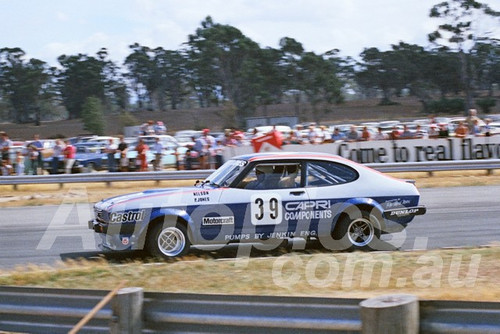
[89,152,426,258]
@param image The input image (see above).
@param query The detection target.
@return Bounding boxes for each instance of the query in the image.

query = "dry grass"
[0,246,499,301]
[1,171,499,301]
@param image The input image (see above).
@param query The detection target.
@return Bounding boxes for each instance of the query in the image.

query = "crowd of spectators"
[1,109,498,176]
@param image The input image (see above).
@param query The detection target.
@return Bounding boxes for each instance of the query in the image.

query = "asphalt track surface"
[1,185,499,269]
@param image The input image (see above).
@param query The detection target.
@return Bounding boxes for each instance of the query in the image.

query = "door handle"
[290,191,305,196]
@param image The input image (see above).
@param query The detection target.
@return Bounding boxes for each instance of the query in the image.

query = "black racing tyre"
[333,209,381,251]
[146,222,190,259]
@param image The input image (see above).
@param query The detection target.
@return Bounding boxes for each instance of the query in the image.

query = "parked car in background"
[174,130,201,148]
[44,142,107,173]
[125,135,186,170]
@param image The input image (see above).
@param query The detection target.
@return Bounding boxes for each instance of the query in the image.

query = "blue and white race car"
[89,152,426,258]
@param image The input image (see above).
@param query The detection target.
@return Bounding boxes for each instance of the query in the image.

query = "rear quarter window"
[306,160,358,187]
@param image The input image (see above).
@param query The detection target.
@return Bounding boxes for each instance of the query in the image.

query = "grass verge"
[1,246,499,301]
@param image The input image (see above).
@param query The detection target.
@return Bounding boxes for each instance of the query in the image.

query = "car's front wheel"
[146,222,190,259]
[333,209,381,251]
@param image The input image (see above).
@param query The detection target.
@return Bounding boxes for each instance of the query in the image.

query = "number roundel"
[251,194,282,225]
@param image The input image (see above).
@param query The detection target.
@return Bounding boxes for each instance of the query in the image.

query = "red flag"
[251,130,283,152]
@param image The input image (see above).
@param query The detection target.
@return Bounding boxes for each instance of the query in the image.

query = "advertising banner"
[223,137,500,164]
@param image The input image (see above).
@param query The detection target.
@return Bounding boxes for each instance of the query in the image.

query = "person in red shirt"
[135,139,149,171]
[63,140,76,174]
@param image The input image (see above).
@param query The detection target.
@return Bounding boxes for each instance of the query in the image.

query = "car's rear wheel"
[333,209,381,251]
[146,222,190,259]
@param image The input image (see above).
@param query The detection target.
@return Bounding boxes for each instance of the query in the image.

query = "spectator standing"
[28,144,39,174]
[1,158,12,176]
[414,125,427,139]
[346,126,359,142]
[143,120,155,135]
[117,135,129,172]
[373,127,387,141]
[152,137,163,171]
[15,151,24,175]
[135,138,149,171]
[361,127,371,141]
[389,126,400,141]
[154,121,167,135]
[0,132,11,162]
[331,128,346,142]
[51,139,64,174]
[466,109,480,133]
[471,119,481,136]
[31,135,44,175]
[483,118,492,137]
[454,121,468,138]
[399,125,414,139]
[105,138,118,172]
[307,126,317,144]
[428,124,439,139]
[213,138,225,168]
[292,124,304,144]
[63,140,76,174]
[438,124,449,138]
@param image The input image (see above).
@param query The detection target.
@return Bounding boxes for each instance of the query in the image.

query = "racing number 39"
[251,194,282,225]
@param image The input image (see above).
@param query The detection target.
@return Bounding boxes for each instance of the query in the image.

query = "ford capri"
[89,152,426,258]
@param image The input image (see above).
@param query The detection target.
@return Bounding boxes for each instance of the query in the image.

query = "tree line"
[0,0,499,130]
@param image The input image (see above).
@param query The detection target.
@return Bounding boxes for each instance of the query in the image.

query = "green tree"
[300,51,343,122]
[185,16,262,122]
[356,47,407,105]
[470,41,500,95]
[0,47,52,123]
[153,47,188,110]
[428,0,500,114]
[279,37,305,118]
[81,96,105,135]
[58,48,121,119]
[124,44,157,111]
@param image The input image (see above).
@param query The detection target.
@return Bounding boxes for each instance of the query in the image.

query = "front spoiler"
[384,206,426,219]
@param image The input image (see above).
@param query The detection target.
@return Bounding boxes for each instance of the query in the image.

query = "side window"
[306,161,358,187]
[236,163,301,190]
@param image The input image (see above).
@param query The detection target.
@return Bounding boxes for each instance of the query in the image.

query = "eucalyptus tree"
[0,47,52,123]
[153,47,188,110]
[185,16,262,121]
[278,37,305,117]
[300,51,343,122]
[57,48,118,119]
[428,0,500,113]
[124,43,156,111]
[356,47,407,105]
[470,41,500,95]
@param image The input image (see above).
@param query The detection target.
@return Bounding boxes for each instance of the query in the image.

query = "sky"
[1,0,499,67]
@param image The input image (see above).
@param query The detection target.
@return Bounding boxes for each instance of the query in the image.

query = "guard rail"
[1,159,499,188]
[0,286,499,333]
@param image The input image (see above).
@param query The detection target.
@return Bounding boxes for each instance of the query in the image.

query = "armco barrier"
[1,286,500,333]
[1,159,500,188]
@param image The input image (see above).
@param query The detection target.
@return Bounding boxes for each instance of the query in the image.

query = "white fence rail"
[1,159,499,188]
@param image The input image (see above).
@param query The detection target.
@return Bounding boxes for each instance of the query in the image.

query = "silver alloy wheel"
[157,226,186,257]
[347,218,375,247]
